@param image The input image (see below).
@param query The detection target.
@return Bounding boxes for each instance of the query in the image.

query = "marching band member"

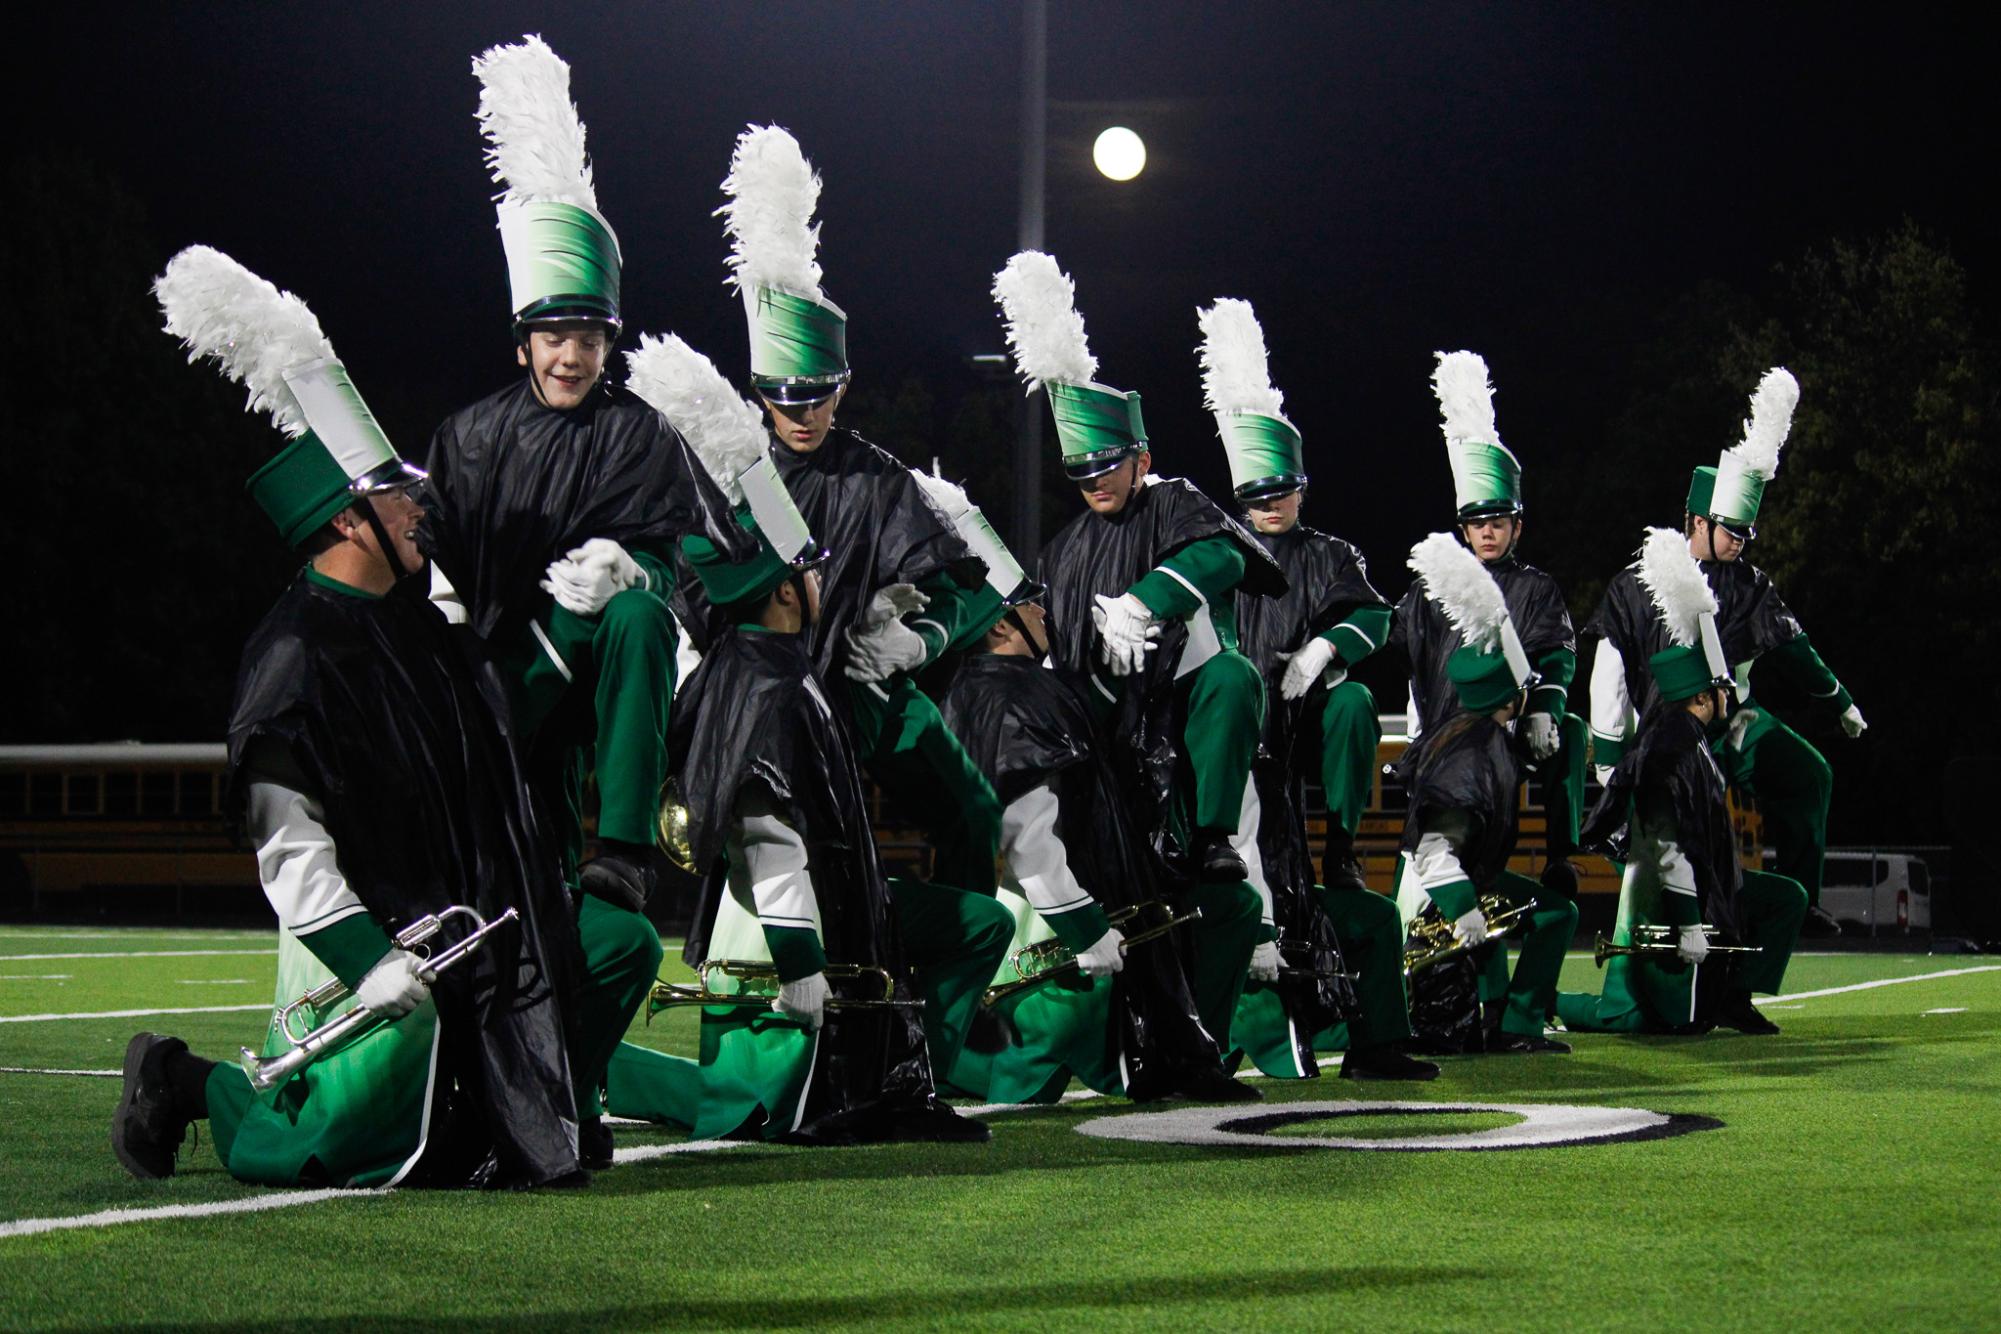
[116,250,585,1188]
[923,476,1250,1104]
[1393,534,1579,1055]
[418,38,744,1166]
[1201,300,1434,1082]
[604,336,1006,1142]
[1391,352,1587,898]
[1559,529,1807,1035]
[717,125,1005,899]
[994,252,1287,1053]
[1587,368,1861,938]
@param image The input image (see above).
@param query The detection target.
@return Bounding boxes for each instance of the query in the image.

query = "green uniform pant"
[891,877,1015,1074]
[1474,870,1580,1038]
[1531,713,1589,860]
[843,676,1003,897]
[1179,651,1264,832]
[1311,885,1413,1049]
[1317,681,1381,840]
[1557,869,1807,1032]
[507,587,680,859]
[1723,712,1832,908]
[1182,882,1264,1052]
[606,878,1010,1137]
[574,892,665,1118]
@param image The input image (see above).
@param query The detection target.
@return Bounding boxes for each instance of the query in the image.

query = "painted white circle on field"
[1075,1101,1710,1152]
[1092,126,1147,181]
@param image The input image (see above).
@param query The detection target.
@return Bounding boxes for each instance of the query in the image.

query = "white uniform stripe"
[528,618,574,683]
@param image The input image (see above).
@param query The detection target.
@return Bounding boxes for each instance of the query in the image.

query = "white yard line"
[0,1189,381,1240]
[0,950,277,962]
[0,1003,269,1025]
[611,1139,747,1164]
[1753,964,2001,1005]
[0,931,274,942]
[0,1066,120,1077]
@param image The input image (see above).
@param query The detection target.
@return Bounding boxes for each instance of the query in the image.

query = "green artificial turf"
[2,926,1997,1332]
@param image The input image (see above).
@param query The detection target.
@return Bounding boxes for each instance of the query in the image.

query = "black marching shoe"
[579,1116,614,1171]
[1192,829,1248,884]
[1339,1044,1441,1081]
[1488,1031,1572,1055]
[579,840,661,913]
[112,1033,193,1179]
[1321,844,1370,895]
[1538,857,1581,900]
[1714,991,1781,1035]
[1174,1069,1264,1103]
[1797,905,1843,940]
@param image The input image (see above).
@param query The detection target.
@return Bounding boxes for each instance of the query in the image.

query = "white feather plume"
[473,34,597,210]
[1197,298,1284,417]
[1726,366,1798,482]
[1408,531,1509,653]
[1635,526,1718,648]
[718,125,824,299]
[624,334,767,504]
[993,251,1097,390]
[911,466,972,523]
[1432,350,1500,445]
[153,245,335,438]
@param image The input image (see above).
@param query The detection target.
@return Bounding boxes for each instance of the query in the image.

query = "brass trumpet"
[239,904,518,1095]
[1593,925,1764,968]
[1402,893,1534,978]
[647,959,922,1018]
[655,779,697,873]
[982,902,1205,1008]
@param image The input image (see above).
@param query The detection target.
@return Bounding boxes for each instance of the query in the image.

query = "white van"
[1763,850,1933,935]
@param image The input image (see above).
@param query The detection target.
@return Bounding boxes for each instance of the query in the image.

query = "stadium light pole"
[1012,0,1047,565]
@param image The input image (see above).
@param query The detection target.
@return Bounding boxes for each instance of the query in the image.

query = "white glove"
[540,538,641,616]
[773,972,829,1031]
[842,618,929,682]
[1278,638,1336,701]
[355,949,429,1019]
[860,583,928,629]
[1075,927,1126,978]
[1676,925,1711,965]
[1450,908,1490,948]
[1840,703,1867,738]
[1248,940,1283,983]
[1524,712,1561,762]
[1091,593,1159,677]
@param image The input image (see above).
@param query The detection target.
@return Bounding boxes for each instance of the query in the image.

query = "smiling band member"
[994,252,1288,1058]
[417,38,745,1168]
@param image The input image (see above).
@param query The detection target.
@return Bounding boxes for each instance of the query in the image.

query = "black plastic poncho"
[1391,555,1573,731]
[1395,715,1523,891]
[420,378,745,643]
[1586,558,1804,721]
[670,626,942,1135]
[940,653,1226,1096]
[224,572,582,1187]
[762,428,982,675]
[1580,707,1744,931]
[1035,478,1286,873]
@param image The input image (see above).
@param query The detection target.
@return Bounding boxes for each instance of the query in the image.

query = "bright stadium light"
[1092,126,1146,181]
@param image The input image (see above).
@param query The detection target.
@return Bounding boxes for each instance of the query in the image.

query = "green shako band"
[683,511,794,609]
[499,201,622,325]
[1452,439,1522,517]
[748,286,849,383]
[1446,643,1523,713]
[1048,380,1146,464]
[1648,643,1718,704]
[1685,466,1716,518]
[1219,412,1306,498]
[247,432,356,547]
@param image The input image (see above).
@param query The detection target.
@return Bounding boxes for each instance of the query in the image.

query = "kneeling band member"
[116,250,588,1188]
[1559,529,1805,1035]
[1393,534,1578,1054]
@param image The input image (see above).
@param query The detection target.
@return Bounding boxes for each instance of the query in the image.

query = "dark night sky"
[16,1,1996,632]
